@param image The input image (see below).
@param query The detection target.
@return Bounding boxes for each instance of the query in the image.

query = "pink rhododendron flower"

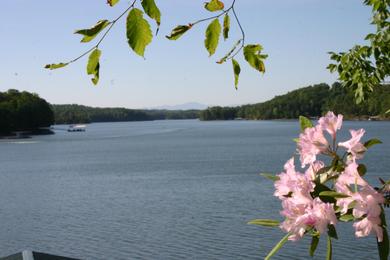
[297,125,329,167]
[337,161,367,187]
[335,162,368,214]
[338,129,367,160]
[334,180,355,215]
[274,158,314,200]
[280,198,311,241]
[274,158,297,199]
[266,111,388,256]
[352,186,384,220]
[280,197,337,241]
[336,184,384,241]
[353,217,383,242]
[318,111,343,139]
[305,160,325,181]
[307,198,337,234]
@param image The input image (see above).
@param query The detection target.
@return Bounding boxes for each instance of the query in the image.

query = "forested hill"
[52,104,199,124]
[200,83,390,120]
[0,89,54,134]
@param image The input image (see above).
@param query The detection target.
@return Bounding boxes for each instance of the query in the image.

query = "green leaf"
[299,116,313,132]
[204,18,221,57]
[107,0,119,6]
[243,44,267,73]
[204,0,224,12]
[248,219,280,227]
[339,214,354,222]
[265,232,290,260]
[327,63,337,73]
[364,138,382,149]
[223,14,230,40]
[309,236,319,257]
[166,25,192,40]
[326,236,332,260]
[126,8,153,57]
[260,173,280,181]
[232,59,240,89]
[75,20,111,43]
[293,138,299,143]
[319,191,350,199]
[357,164,367,176]
[44,63,68,70]
[348,200,357,210]
[327,224,338,240]
[141,0,161,26]
[312,182,334,202]
[87,48,101,85]
[377,207,389,260]
[216,39,241,64]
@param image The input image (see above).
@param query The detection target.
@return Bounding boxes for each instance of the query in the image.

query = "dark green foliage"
[52,104,199,124]
[200,83,390,120]
[322,82,390,118]
[328,0,390,103]
[0,89,54,134]
[199,106,238,120]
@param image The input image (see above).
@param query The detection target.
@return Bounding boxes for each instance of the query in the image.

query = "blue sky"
[1,0,373,108]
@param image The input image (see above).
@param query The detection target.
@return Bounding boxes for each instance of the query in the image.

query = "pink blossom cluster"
[275,158,336,241]
[335,162,385,242]
[275,111,385,242]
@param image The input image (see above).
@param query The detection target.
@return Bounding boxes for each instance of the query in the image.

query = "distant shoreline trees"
[199,83,390,121]
[1,83,389,135]
[0,89,54,134]
[51,104,199,124]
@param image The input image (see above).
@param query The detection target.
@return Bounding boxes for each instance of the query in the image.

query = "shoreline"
[0,128,54,139]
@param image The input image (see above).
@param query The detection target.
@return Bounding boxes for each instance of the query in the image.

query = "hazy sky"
[1,0,373,108]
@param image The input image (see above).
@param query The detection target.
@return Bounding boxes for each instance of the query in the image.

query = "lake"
[0,120,389,259]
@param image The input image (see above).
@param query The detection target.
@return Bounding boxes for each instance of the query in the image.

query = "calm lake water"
[0,120,389,259]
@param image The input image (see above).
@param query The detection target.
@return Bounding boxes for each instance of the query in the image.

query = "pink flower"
[352,186,384,220]
[297,125,329,167]
[336,184,384,242]
[280,198,310,241]
[319,111,343,139]
[280,198,307,221]
[274,158,314,200]
[305,160,325,181]
[280,197,337,241]
[307,198,337,234]
[338,129,367,160]
[335,196,354,215]
[274,158,297,199]
[335,162,368,214]
[353,217,383,242]
[280,219,306,241]
[337,162,367,187]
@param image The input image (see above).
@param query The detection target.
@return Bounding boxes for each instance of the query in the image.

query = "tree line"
[0,89,54,134]
[52,104,199,124]
[0,90,199,134]
[199,83,390,120]
[2,83,389,134]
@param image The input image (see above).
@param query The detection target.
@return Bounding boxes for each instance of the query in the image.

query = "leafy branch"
[328,0,390,103]
[45,0,267,89]
[166,0,267,89]
[45,0,156,84]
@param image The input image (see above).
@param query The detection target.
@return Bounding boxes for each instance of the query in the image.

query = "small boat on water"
[67,124,86,132]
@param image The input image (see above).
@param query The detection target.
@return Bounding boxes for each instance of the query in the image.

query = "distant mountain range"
[148,102,208,110]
